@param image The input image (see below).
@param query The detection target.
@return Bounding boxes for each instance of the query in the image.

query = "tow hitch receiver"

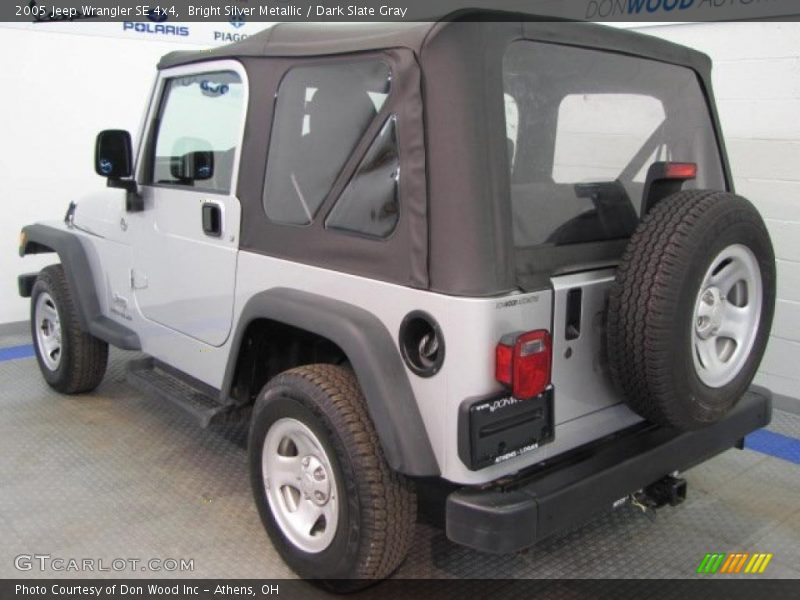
[644,474,687,508]
[629,475,687,520]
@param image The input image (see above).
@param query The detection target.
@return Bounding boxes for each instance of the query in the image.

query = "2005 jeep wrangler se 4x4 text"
[18,12,775,589]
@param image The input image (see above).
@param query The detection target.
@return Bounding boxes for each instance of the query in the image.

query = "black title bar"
[4,579,800,600]
[5,0,800,23]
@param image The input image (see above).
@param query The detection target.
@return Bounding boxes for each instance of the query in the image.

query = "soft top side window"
[148,71,245,194]
[325,116,400,239]
[263,60,391,226]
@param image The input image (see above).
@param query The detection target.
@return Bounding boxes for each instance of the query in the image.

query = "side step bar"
[126,358,232,428]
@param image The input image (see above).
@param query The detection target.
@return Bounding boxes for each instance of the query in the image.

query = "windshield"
[503,41,725,254]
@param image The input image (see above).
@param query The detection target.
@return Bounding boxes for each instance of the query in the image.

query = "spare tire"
[607,190,775,430]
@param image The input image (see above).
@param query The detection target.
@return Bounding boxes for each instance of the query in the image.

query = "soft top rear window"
[503,41,725,259]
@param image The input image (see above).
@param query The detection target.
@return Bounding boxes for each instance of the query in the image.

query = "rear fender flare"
[223,288,440,477]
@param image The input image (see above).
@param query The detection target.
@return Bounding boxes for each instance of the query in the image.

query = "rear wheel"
[607,191,775,430]
[248,364,416,590]
[30,264,108,394]
[262,416,339,554]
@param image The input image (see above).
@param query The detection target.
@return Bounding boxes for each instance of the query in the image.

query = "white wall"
[0,20,277,328]
[636,22,800,401]
[0,27,209,325]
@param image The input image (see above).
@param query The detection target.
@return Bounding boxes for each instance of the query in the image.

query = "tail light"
[495,330,552,399]
[664,162,698,180]
[642,161,698,215]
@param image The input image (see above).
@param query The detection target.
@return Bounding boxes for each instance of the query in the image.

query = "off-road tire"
[607,190,775,430]
[30,264,109,394]
[248,364,416,591]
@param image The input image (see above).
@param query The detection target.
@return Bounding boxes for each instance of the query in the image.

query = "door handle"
[202,202,222,237]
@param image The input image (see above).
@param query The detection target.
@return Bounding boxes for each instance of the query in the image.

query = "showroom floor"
[1,327,800,581]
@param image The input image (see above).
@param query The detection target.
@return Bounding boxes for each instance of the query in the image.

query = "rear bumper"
[446,387,772,554]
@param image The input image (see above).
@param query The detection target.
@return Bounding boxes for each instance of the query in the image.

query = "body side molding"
[223,288,440,477]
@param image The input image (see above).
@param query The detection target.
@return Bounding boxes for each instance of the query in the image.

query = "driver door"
[131,61,247,347]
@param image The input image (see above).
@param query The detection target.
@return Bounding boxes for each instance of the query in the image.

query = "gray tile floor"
[1,334,799,580]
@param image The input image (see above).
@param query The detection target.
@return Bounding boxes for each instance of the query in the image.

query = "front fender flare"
[223,288,439,477]
[20,223,141,351]
[21,223,93,330]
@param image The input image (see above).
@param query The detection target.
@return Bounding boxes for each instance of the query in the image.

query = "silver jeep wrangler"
[18,13,775,589]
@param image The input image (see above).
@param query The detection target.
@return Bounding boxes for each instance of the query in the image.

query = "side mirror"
[95,130,133,179]
[170,151,215,182]
[95,129,141,210]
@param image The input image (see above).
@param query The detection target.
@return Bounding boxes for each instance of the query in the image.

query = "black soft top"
[159,13,711,77]
[155,12,727,297]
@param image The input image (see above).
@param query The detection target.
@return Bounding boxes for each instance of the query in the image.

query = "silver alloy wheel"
[262,417,339,553]
[691,244,763,388]
[35,292,62,371]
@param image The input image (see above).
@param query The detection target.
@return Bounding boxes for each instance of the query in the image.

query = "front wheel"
[30,264,108,394]
[248,364,416,590]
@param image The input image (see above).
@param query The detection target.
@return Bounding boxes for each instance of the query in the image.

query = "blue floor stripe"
[0,344,35,362]
[745,429,800,466]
